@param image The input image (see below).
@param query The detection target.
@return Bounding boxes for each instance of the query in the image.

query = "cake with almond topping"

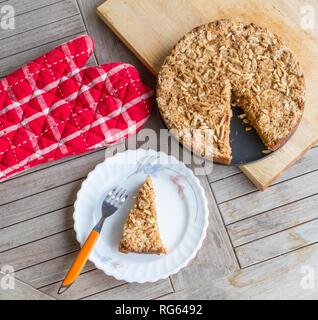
[157,19,305,164]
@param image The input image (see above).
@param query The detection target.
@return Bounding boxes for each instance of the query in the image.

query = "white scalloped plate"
[73,149,209,283]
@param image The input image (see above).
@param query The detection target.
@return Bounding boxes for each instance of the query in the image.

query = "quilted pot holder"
[0,35,153,182]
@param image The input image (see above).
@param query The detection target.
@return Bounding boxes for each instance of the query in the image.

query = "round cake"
[157,19,305,164]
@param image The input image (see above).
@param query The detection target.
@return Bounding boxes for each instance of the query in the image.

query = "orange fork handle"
[60,230,100,291]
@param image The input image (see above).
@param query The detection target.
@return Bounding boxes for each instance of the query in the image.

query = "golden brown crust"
[267,112,302,151]
[156,19,305,164]
[119,176,166,255]
[167,126,232,165]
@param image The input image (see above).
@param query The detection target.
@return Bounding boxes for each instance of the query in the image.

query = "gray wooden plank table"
[0,0,318,300]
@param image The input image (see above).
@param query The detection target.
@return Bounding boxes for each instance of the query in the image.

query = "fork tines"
[106,187,128,208]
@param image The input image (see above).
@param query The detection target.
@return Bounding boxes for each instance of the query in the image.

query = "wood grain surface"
[1,0,318,300]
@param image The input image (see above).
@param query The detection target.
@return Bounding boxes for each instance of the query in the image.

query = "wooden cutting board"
[97,0,318,190]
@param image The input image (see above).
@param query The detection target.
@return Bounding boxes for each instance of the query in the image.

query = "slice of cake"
[119,176,166,255]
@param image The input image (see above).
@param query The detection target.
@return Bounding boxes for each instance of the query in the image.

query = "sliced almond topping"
[157,20,305,165]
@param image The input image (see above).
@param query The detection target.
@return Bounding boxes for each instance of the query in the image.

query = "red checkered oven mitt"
[0,35,153,182]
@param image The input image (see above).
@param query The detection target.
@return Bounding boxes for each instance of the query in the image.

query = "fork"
[58,187,129,294]
[127,155,159,179]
